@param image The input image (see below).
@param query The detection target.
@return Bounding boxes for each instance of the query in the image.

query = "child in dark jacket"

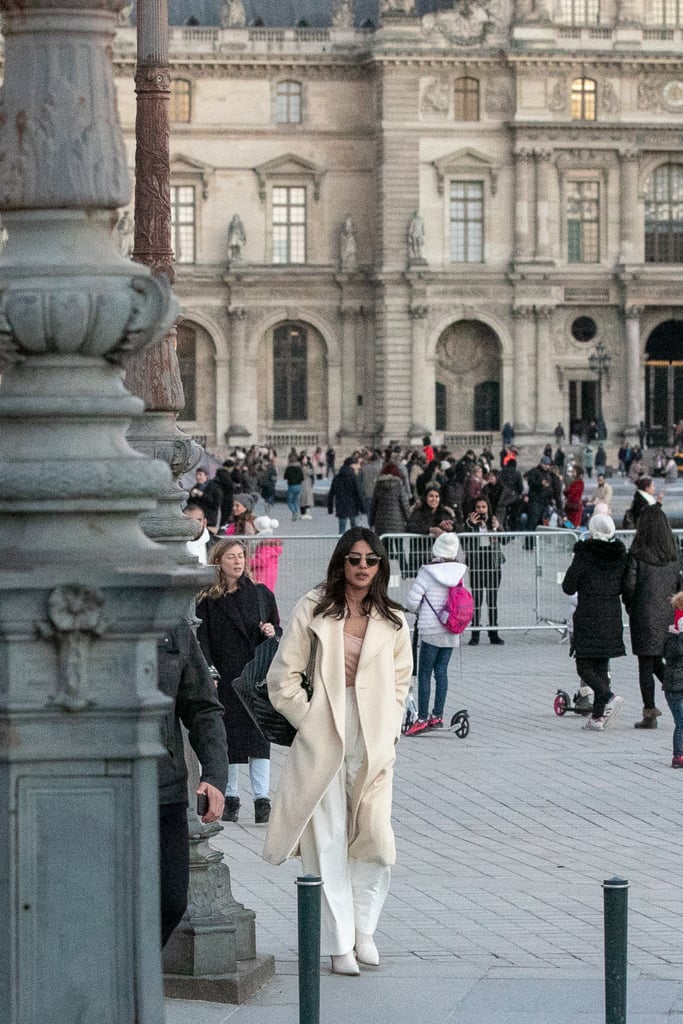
[663,592,683,768]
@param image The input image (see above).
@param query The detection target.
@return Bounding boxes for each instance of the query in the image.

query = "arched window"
[571,77,596,120]
[645,164,683,263]
[273,324,307,421]
[276,81,302,124]
[454,77,479,121]
[559,0,600,24]
[169,79,191,123]
[176,324,197,421]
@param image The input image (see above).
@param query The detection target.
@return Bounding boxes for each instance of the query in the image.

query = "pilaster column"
[328,359,343,441]
[339,307,357,434]
[535,306,556,432]
[535,150,554,262]
[624,306,643,433]
[514,149,534,261]
[512,306,535,432]
[618,148,640,264]
[227,307,251,439]
[409,305,431,436]
[0,2,185,1020]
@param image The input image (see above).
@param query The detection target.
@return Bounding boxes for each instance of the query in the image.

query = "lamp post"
[589,339,612,440]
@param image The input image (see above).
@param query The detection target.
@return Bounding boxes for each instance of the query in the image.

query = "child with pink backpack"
[404,532,472,735]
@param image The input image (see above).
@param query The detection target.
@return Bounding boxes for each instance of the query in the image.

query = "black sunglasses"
[345,553,381,567]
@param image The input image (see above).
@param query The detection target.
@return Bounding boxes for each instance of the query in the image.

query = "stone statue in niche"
[408,211,426,263]
[221,0,246,28]
[421,77,450,117]
[333,0,354,28]
[227,213,247,265]
[339,215,357,271]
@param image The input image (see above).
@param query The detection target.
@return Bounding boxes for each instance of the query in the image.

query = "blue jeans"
[417,641,453,719]
[337,515,359,534]
[665,692,683,758]
[287,484,302,517]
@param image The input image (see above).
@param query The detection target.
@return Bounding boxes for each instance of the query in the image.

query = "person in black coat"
[157,621,228,946]
[663,595,683,766]
[624,476,662,529]
[462,496,506,646]
[562,514,628,730]
[327,456,367,533]
[622,505,681,728]
[197,537,281,824]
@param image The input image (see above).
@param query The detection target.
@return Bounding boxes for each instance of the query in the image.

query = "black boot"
[468,631,480,646]
[222,796,240,822]
[488,631,505,645]
[254,798,271,824]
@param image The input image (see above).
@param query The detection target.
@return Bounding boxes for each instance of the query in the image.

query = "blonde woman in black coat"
[622,505,681,729]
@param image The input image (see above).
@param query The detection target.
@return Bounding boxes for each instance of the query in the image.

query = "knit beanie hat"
[432,532,460,561]
[254,515,278,535]
[588,513,615,541]
[233,492,256,513]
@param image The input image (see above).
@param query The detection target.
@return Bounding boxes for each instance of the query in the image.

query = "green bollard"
[603,876,629,1024]
[297,875,323,1024]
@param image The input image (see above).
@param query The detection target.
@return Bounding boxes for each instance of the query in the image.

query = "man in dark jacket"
[158,621,228,947]
[561,514,627,731]
[327,456,367,533]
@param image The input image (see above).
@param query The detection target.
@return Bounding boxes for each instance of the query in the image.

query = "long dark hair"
[312,527,404,627]
[629,505,678,565]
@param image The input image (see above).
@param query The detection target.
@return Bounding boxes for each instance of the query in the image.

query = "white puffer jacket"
[405,560,468,648]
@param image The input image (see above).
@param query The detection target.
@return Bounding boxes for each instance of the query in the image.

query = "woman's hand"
[259,621,276,638]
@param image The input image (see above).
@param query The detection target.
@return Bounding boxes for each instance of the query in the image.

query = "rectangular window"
[454,77,479,121]
[650,0,681,24]
[567,181,600,263]
[559,0,600,24]
[276,81,302,124]
[170,79,191,123]
[272,186,306,264]
[571,78,596,121]
[171,185,195,264]
[449,181,484,263]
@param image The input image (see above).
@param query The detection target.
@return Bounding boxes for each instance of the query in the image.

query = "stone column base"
[164,955,275,1004]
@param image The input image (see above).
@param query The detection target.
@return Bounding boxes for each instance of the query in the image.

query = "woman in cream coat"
[264,527,412,975]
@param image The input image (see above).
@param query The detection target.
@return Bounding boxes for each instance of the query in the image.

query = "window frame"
[274,79,303,125]
[270,184,307,265]
[644,163,683,264]
[566,179,601,264]
[453,76,480,122]
[448,179,485,264]
[558,0,600,25]
[273,323,308,422]
[169,78,192,123]
[170,183,196,265]
[647,0,682,25]
[571,77,597,121]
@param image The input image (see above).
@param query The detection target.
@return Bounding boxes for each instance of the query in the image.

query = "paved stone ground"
[166,475,683,1022]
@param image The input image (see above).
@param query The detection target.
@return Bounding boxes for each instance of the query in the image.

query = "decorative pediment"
[432,148,499,195]
[253,153,326,202]
[170,153,213,199]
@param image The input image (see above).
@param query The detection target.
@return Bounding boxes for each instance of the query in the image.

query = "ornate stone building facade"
[112,0,683,452]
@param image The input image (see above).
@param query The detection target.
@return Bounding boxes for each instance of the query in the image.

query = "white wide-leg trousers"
[299,689,391,955]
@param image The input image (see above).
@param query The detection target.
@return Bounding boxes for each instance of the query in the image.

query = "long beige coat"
[263,590,412,867]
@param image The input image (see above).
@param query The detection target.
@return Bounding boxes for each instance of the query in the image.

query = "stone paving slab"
[166,620,683,1023]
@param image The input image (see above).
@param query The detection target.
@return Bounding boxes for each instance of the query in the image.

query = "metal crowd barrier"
[234,530,682,633]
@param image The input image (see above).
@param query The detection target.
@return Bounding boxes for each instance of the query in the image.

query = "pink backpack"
[425,582,474,635]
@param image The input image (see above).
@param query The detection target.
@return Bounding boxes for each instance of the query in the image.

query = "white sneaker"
[603,695,624,730]
[583,717,605,731]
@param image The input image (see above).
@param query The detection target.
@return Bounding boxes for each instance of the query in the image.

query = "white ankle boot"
[331,951,360,976]
[354,931,379,966]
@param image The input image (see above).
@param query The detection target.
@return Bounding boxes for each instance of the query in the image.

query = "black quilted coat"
[562,538,628,659]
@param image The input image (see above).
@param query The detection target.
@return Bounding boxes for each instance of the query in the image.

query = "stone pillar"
[535,306,556,432]
[328,358,343,441]
[227,307,252,442]
[0,2,189,1021]
[409,305,431,436]
[619,148,640,264]
[534,150,554,262]
[512,306,535,432]
[514,149,534,261]
[624,306,643,434]
[215,356,231,446]
[339,307,357,434]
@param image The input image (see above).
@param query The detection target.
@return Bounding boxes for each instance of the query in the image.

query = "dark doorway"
[473,380,500,431]
[435,382,447,432]
[645,320,683,445]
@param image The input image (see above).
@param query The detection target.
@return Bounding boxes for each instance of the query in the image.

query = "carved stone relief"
[485,79,513,118]
[422,0,501,46]
[600,81,621,117]
[420,77,450,119]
